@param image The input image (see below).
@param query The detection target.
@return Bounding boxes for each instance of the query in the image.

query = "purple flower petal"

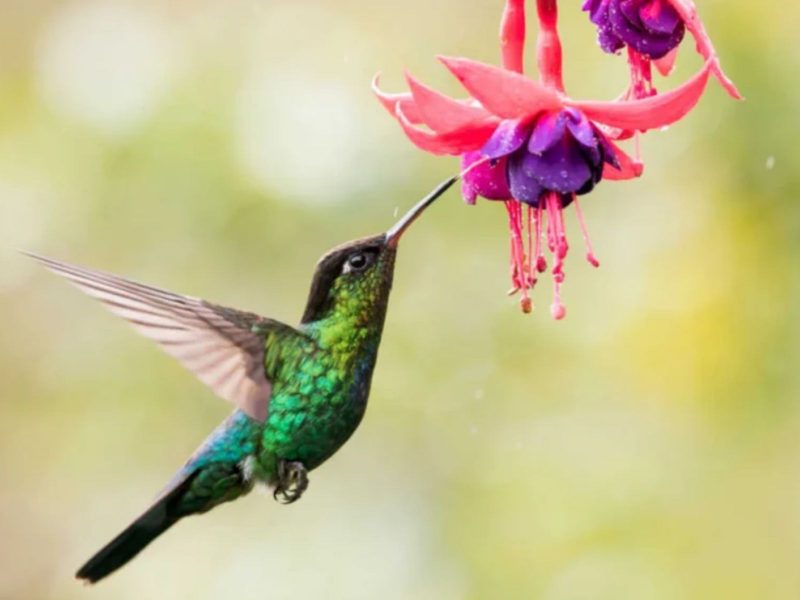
[565,109,598,149]
[639,0,681,35]
[583,0,609,25]
[507,152,545,206]
[609,0,685,59]
[598,27,625,53]
[528,112,567,155]
[481,119,532,160]
[527,138,594,195]
[582,0,599,13]
[461,151,511,202]
[619,0,644,29]
[595,128,620,169]
[581,144,605,190]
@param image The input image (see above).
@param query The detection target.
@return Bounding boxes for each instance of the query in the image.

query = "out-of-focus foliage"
[1,1,798,599]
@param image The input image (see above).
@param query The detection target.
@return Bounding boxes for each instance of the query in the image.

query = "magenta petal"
[461,151,511,201]
[481,119,532,159]
[528,112,566,154]
[640,0,681,34]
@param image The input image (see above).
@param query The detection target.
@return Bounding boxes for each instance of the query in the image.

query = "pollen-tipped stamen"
[505,200,532,312]
[573,196,600,267]
[526,204,536,285]
[534,204,547,273]
[544,192,568,320]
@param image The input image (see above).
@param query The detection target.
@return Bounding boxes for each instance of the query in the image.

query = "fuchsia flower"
[375,0,738,318]
[583,0,741,100]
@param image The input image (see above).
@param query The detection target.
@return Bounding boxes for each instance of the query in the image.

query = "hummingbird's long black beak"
[385,175,457,248]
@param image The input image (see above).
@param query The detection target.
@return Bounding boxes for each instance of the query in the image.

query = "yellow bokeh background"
[1,1,798,598]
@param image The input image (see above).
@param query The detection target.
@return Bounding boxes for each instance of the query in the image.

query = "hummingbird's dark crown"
[299,175,457,325]
[300,234,393,324]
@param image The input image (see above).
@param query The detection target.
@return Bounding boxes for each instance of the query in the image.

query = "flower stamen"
[544,192,568,320]
[534,204,547,273]
[573,196,600,267]
[505,201,531,312]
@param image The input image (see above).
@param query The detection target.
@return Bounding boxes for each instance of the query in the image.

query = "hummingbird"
[25,176,456,584]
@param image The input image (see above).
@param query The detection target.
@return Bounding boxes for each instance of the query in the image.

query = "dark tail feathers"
[76,473,195,584]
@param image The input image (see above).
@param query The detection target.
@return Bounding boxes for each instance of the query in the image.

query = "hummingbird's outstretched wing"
[25,252,283,422]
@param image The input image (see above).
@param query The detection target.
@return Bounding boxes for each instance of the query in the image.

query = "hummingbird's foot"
[274,460,309,505]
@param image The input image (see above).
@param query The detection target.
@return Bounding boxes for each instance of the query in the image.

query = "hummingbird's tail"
[75,472,196,584]
[75,412,261,583]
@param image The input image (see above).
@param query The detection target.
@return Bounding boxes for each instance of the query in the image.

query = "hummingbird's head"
[300,176,456,325]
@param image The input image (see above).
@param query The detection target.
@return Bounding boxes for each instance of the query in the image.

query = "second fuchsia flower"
[375,0,738,318]
[583,0,741,100]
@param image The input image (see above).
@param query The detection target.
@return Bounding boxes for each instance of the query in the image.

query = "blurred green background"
[1,1,798,598]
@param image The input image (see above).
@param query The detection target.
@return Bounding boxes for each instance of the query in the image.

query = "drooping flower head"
[584,0,685,60]
[583,0,741,100]
[376,0,738,318]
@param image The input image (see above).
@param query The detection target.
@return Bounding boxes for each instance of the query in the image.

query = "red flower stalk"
[375,0,736,318]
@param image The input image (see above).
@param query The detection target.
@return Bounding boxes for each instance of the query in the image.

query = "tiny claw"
[274,460,309,505]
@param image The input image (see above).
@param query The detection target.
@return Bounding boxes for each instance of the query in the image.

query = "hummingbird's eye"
[344,252,371,274]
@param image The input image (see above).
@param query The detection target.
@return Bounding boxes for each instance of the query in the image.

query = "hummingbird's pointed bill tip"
[385,175,458,247]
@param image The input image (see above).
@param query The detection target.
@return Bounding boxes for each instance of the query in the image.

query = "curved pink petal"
[664,0,742,99]
[372,74,423,125]
[438,56,563,119]
[500,0,526,73]
[405,73,496,134]
[603,141,644,180]
[570,59,712,131]
[654,47,679,77]
[395,104,495,156]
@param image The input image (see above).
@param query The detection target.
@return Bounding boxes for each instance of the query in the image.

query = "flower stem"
[500,0,526,73]
[535,0,564,92]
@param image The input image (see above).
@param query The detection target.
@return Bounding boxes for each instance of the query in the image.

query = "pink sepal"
[603,140,644,180]
[396,104,494,156]
[571,59,712,131]
[372,74,423,125]
[438,56,563,119]
[654,47,679,77]
[405,73,495,133]
[664,0,742,99]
